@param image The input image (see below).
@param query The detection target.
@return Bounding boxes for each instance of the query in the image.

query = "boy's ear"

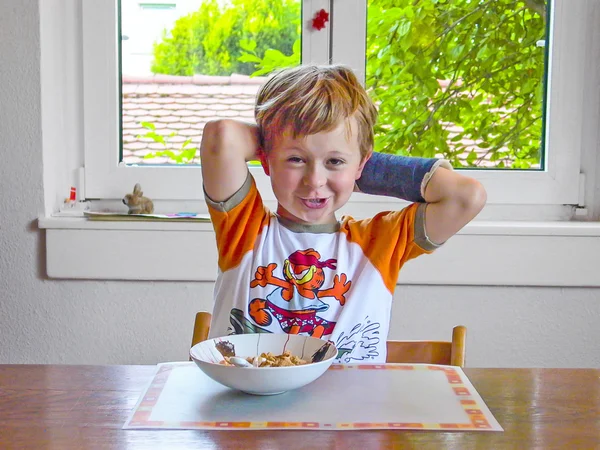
[355,150,373,179]
[257,148,270,176]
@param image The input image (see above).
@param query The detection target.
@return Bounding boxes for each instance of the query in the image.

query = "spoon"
[229,356,253,368]
[311,340,334,362]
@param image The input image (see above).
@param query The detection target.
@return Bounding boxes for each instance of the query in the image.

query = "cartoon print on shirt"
[243,248,351,338]
[335,318,381,362]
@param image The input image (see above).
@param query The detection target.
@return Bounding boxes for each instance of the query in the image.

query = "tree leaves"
[367,0,547,168]
[151,0,301,76]
[137,123,198,164]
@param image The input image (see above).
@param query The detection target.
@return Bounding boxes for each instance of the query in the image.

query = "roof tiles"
[122,74,262,164]
[122,74,519,167]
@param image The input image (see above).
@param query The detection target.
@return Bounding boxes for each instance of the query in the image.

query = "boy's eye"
[328,158,345,166]
[287,156,304,163]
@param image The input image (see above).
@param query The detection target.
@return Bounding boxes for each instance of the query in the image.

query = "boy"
[200,65,486,363]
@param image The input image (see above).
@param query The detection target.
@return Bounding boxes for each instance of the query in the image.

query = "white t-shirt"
[206,173,437,363]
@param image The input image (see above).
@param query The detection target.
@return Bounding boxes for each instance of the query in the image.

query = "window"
[83,0,327,202]
[83,0,583,217]
[120,0,302,166]
[332,0,582,208]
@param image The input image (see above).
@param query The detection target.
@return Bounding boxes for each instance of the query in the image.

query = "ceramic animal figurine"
[123,183,154,214]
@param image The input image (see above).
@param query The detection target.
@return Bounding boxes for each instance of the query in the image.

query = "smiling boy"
[260,118,365,225]
[200,65,486,363]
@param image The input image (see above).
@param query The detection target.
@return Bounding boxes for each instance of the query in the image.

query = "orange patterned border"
[127,363,493,430]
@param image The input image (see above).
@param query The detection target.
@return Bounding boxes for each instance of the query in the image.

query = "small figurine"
[123,183,154,214]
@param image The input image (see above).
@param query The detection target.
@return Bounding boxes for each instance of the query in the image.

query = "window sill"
[38,217,600,286]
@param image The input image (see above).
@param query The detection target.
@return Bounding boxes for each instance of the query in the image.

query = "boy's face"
[261,118,370,225]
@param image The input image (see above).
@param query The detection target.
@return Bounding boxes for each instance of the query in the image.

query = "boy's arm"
[423,168,487,244]
[200,119,260,202]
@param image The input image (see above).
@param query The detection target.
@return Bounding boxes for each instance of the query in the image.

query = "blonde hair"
[255,65,378,159]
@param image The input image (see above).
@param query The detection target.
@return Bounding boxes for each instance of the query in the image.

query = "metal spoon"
[311,341,335,362]
[229,356,252,368]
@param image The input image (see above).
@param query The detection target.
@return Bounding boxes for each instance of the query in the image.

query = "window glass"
[366,0,549,169]
[119,0,302,165]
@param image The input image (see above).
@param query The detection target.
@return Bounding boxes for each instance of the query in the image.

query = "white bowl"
[190,333,338,395]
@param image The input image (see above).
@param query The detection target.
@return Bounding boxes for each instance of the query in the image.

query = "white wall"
[1,1,599,368]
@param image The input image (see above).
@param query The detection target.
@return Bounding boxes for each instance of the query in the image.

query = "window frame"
[82,0,583,214]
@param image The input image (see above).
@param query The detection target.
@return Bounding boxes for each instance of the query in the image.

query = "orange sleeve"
[340,203,434,294]
[206,174,270,272]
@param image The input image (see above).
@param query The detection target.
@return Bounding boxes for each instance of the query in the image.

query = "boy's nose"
[303,166,327,188]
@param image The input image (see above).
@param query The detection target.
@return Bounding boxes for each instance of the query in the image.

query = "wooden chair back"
[191,312,466,367]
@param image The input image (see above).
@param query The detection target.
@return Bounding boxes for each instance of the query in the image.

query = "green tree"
[238,37,301,77]
[366,0,547,168]
[151,0,300,76]
[151,1,220,76]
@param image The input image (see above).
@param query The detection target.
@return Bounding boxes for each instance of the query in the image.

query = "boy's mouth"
[300,197,329,209]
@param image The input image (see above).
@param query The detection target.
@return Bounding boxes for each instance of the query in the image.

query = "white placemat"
[124,362,502,431]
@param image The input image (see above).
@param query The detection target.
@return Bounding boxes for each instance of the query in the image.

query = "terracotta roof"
[122,75,521,167]
[122,74,264,164]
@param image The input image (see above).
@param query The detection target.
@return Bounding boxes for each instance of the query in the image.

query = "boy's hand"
[423,168,487,245]
[200,119,260,203]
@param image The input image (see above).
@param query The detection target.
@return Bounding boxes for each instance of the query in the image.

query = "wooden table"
[0,365,599,449]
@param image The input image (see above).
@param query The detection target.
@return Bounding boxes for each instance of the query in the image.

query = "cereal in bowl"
[221,350,308,367]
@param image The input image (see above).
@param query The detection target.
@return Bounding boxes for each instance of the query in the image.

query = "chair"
[191,312,466,367]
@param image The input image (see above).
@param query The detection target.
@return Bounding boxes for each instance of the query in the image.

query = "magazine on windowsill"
[84,211,211,222]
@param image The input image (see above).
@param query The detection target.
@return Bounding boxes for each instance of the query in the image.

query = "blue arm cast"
[356,152,446,203]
